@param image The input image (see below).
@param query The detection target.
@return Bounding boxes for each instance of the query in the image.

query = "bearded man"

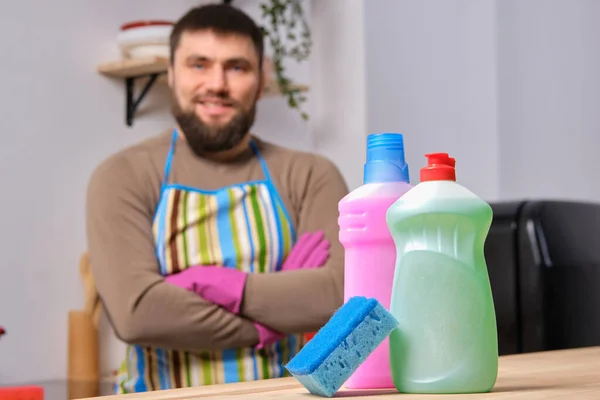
[85,3,348,394]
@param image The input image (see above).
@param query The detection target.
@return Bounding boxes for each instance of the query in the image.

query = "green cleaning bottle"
[386,153,498,394]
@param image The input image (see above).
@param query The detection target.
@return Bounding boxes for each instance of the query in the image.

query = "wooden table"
[82,346,600,399]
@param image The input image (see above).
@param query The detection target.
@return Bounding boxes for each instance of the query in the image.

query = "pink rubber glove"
[281,231,331,271]
[253,322,285,349]
[165,266,247,314]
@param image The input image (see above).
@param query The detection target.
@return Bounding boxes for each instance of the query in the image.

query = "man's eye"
[193,64,205,69]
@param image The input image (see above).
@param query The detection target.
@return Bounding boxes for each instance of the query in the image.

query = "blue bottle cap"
[363,132,410,184]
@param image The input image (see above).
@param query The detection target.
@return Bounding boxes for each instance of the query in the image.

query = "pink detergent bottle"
[338,132,412,389]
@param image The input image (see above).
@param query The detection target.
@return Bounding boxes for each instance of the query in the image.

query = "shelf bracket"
[125,73,162,127]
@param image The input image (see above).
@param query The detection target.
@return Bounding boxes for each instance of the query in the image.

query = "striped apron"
[115,130,304,393]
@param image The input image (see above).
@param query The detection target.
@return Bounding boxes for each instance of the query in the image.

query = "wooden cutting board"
[80,346,600,399]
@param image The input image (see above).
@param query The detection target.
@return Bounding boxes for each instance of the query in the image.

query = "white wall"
[497,0,600,202]
[361,0,600,203]
[309,0,367,191]
[364,0,499,200]
[308,0,500,198]
[0,0,311,384]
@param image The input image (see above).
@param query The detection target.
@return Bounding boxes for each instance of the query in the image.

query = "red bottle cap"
[420,153,456,182]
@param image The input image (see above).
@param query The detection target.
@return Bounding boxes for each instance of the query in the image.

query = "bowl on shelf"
[117,20,173,60]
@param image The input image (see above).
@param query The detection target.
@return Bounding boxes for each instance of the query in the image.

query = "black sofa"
[485,200,600,355]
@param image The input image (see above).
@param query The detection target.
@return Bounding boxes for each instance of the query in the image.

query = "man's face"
[169,29,262,155]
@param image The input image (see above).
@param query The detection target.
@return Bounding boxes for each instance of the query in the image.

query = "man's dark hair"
[170,4,264,67]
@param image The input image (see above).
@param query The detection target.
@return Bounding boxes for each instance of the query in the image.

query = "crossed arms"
[85,153,348,352]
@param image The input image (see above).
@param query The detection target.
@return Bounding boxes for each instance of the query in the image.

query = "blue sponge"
[285,296,398,397]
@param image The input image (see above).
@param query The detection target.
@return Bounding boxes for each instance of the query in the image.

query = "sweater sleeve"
[85,153,259,351]
[240,155,349,333]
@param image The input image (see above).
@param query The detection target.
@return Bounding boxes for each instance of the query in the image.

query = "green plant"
[259,0,311,120]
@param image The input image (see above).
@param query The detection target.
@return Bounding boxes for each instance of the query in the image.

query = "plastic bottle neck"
[363,133,410,184]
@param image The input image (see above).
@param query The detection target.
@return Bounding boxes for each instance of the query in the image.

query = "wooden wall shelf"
[97,57,309,126]
[97,56,169,78]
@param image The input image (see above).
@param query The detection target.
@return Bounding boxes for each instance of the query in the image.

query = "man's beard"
[171,92,257,156]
